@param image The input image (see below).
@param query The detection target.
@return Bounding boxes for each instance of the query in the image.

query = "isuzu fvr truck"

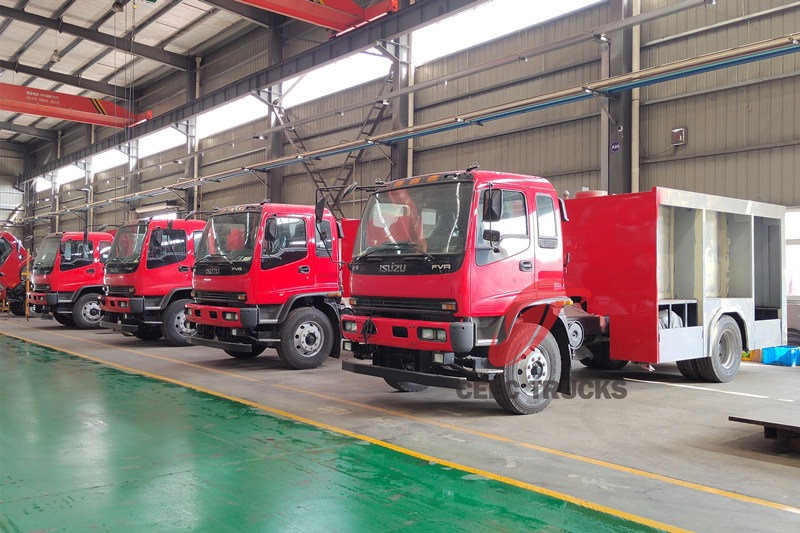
[0,231,30,316]
[99,218,206,345]
[186,203,358,369]
[341,170,785,414]
[27,231,114,328]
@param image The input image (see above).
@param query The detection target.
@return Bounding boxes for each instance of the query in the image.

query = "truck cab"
[0,231,30,316]
[341,171,574,414]
[27,231,113,328]
[186,203,357,369]
[100,218,206,345]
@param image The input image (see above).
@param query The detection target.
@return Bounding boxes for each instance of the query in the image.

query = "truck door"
[313,219,338,290]
[146,227,189,294]
[532,193,563,287]
[470,189,534,316]
[260,216,312,301]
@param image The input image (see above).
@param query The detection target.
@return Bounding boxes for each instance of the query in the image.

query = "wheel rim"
[717,329,737,369]
[293,321,323,357]
[173,309,194,337]
[82,300,101,323]
[513,348,549,398]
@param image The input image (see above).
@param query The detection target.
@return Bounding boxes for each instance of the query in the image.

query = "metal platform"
[729,408,800,450]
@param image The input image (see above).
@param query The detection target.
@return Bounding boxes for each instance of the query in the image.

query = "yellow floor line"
[3,320,799,518]
[0,328,686,533]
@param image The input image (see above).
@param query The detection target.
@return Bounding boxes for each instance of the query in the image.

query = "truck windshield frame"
[33,236,61,272]
[107,224,148,273]
[0,237,14,267]
[353,181,474,262]
[195,210,261,275]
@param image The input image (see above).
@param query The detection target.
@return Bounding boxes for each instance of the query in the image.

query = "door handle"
[179,265,190,272]
[87,268,95,274]
[519,260,533,272]
[298,265,310,274]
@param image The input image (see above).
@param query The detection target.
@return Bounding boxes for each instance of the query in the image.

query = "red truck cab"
[187,203,357,369]
[0,231,30,316]
[100,218,206,345]
[27,231,114,328]
[341,171,574,414]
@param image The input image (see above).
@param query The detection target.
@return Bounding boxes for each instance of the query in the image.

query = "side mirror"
[314,196,326,225]
[482,189,503,222]
[482,229,501,244]
[264,218,278,242]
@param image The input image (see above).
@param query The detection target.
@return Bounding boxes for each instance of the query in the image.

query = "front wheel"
[696,315,742,383]
[277,308,334,369]
[9,301,26,316]
[161,299,194,346]
[490,331,561,415]
[72,294,102,329]
[53,313,75,327]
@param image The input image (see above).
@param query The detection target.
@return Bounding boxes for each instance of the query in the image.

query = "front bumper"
[186,303,258,330]
[340,315,475,353]
[27,291,73,315]
[100,295,145,315]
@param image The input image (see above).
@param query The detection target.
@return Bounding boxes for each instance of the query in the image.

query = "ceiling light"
[50,49,60,63]
[111,1,124,13]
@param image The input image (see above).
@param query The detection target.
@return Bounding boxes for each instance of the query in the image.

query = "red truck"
[27,231,114,328]
[0,231,30,316]
[341,171,785,414]
[186,203,358,369]
[99,218,207,345]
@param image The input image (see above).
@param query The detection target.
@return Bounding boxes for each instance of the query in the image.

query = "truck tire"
[490,331,560,415]
[224,344,267,359]
[161,299,195,346]
[72,293,102,329]
[788,328,800,346]
[53,313,75,327]
[696,315,742,383]
[277,308,334,369]
[134,326,162,341]
[9,301,25,316]
[383,377,429,392]
[676,358,702,380]
[578,342,628,370]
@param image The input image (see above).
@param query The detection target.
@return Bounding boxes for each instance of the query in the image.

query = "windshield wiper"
[201,253,233,265]
[356,241,434,262]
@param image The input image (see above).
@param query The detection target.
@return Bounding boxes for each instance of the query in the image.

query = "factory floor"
[1,315,798,532]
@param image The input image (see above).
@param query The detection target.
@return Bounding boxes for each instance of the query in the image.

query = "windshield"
[34,237,60,268]
[353,181,474,258]
[196,211,261,267]
[108,224,148,264]
[0,237,12,266]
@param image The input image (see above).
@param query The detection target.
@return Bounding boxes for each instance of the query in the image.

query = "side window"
[475,190,529,266]
[60,240,94,271]
[98,241,112,264]
[315,221,333,258]
[146,229,187,269]
[262,217,308,270]
[192,230,203,253]
[536,194,558,249]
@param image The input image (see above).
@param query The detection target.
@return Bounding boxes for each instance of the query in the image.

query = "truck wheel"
[676,358,702,380]
[161,299,195,346]
[53,313,75,327]
[224,344,267,359]
[277,308,334,369]
[9,302,25,316]
[578,342,628,370]
[696,315,742,383]
[490,331,561,415]
[383,377,429,392]
[72,294,102,329]
[134,326,163,341]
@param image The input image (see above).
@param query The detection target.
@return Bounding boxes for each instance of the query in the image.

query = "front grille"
[352,296,454,319]
[106,285,135,296]
[32,284,50,292]
[194,290,244,306]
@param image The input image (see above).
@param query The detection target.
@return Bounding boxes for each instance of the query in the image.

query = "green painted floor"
[0,336,664,532]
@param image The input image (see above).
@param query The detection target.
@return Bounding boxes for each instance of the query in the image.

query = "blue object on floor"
[762,346,800,367]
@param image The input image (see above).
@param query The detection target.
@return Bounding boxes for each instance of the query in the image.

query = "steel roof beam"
[0,60,137,99]
[0,120,56,140]
[202,0,285,27]
[0,5,188,70]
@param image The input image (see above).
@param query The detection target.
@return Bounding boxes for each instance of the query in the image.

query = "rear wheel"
[277,308,334,369]
[676,358,702,380]
[578,342,628,370]
[72,294,102,329]
[224,344,267,359]
[9,301,25,316]
[53,313,75,327]
[134,326,162,341]
[161,299,194,346]
[383,377,429,392]
[696,315,742,383]
[490,331,561,415]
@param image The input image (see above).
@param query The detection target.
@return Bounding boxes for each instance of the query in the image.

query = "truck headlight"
[419,328,446,342]
[342,320,357,332]
[223,312,238,321]
[119,301,128,309]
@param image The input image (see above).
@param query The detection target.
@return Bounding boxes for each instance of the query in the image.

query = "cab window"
[146,229,187,269]
[475,190,529,266]
[315,221,333,258]
[535,194,558,249]
[262,217,308,270]
[98,241,112,264]
[60,240,94,271]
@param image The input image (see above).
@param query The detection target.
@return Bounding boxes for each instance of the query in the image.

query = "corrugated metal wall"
[24,0,800,240]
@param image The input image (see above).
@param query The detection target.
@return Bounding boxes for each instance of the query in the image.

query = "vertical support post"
[267,28,285,203]
[120,140,139,220]
[389,33,411,179]
[180,118,198,212]
[46,171,58,233]
[77,159,92,229]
